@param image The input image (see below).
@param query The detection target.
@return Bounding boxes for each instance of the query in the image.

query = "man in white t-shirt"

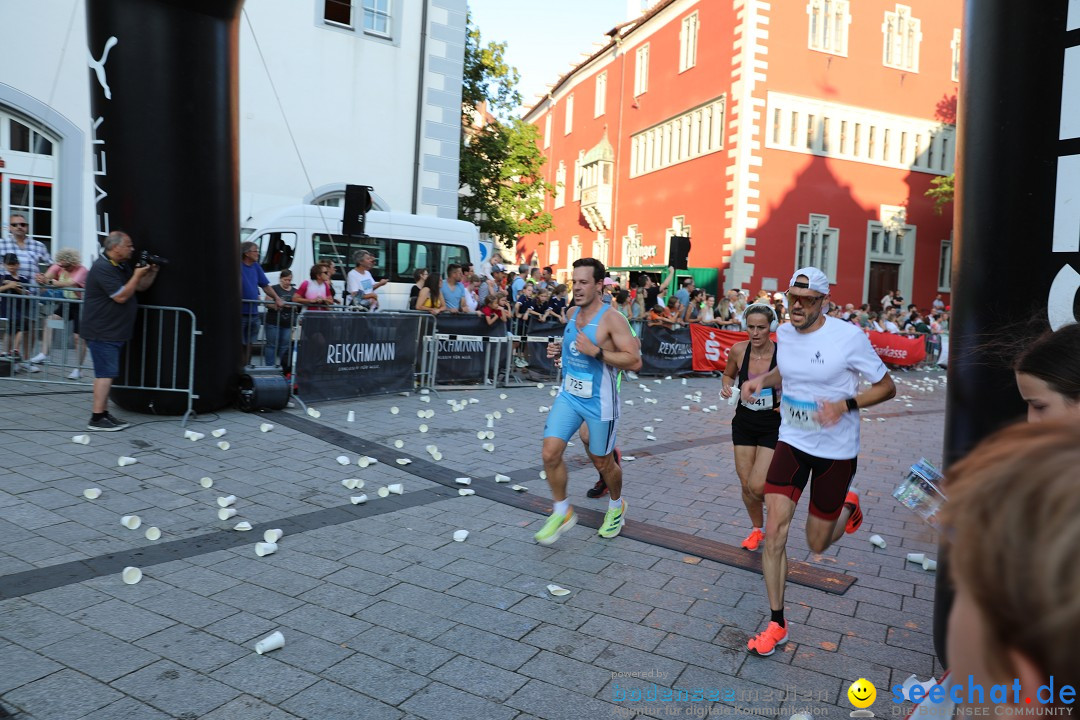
[347,250,387,310]
[740,267,896,657]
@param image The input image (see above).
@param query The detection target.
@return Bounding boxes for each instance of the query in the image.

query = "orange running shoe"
[844,489,863,534]
[746,621,789,656]
[741,527,765,551]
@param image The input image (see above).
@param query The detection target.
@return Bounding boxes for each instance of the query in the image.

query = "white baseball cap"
[789,267,830,295]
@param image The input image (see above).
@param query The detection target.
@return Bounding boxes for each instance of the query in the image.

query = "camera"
[136,250,169,268]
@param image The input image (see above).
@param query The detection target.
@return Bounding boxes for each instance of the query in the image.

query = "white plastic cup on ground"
[83,488,102,500]
[922,558,938,572]
[351,495,368,505]
[336,455,350,465]
[347,411,355,422]
[72,434,90,445]
[387,483,404,495]
[254,630,285,655]
[869,534,887,549]
[494,474,510,483]
[453,530,469,542]
[255,542,278,557]
[455,477,471,486]
[217,441,230,450]
[906,552,926,564]
[217,495,237,508]
[199,477,214,489]
[144,527,161,541]
[234,521,253,531]
[260,423,274,432]
[458,489,475,496]
[218,507,238,521]
[122,567,143,584]
[118,456,137,467]
[394,440,404,448]
[211,428,227,438]
[377,486,390,498]
[121,515,142,530]
[264,529,283,543]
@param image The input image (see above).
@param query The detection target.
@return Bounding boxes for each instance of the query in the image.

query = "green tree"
[926,174,954,215]
[459,16,554,247]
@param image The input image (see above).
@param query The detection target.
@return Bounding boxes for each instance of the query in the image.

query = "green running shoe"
[534,508,577,545]
[598,499,627,538]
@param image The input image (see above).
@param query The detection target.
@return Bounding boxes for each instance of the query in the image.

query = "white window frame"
[572,151,584,202]
[568,235,582,267]
[629,96,725,178]
[882,4,922,73]
[543,113,551,149]
[594,72,607,118]
[323,0,353,28]
[554,161,566,208]
[679,12,699,73]
[593,233,609,265]
[807,0,851,57]
[564,94,574,135]
[938,235,952,292]
[795,214,839,282]
[634,44,650,96]
[864,205,916,303]
[550,239,560,266]
[362,0,391,37]
[950,28,961,83]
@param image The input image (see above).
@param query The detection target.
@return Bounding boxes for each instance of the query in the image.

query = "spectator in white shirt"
[347,250,387,310]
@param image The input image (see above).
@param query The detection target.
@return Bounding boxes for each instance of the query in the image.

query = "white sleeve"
[847,330,888,383]
[346,270,361,294]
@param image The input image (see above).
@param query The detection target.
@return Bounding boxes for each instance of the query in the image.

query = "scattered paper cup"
[417,410,426,418]
[419,424,428,433]
[142,526,161,541]
[395,458,411,465]
[199,477,214,489]
[394,440,404,448]
[495,473,510,483]
[184,430,205,441]
[486,418,494,428]
[506,407,514,414]
[217,495,237,508]
[234,521,253,531]
[546,584,571,597]
[264,529,283,543]
[643,426,654,432]
[358,456,378,468]
[255,541,278,557]
[342,478,360,490]
[453,530,469,542]
[390,406,399,414]
[377,486,390,498]
[122,567,143,585]
[420,396,431,404]
[306,407,321,418]
[83,488,102,500]
[118,456,138,467]
[906,552,926,564]
[420,388,430,395]
[536,383,544,389]
[869,534,887,549]
[476,431,486,440]
[254,630,285,655]
[622,456,636,461]
[458,489,475,496]
[539,470,547,479]
[625,400,635,406]
[260,423,274,432]
[347,411,355,422]
[455,477,471,486]
[485,431,495,439]
[646,435,656,441]
[387,483,404,495]
[211,428,227,438]
[218,507,237,521]
[72,434,90,445]
[499,393,507,399]
[217,441,230,450]
[468,398,479,404]
[922,558,938,572]
[482,443,495,452]
[121,515,142,530]
[350,494,368,505]
[336,455,350,465]
[511,485,528,492]
[432,452,443,461]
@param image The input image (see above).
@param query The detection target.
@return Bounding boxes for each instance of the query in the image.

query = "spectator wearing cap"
[479,264,505,304]
[601,276,617,304]
[511,265,528,299]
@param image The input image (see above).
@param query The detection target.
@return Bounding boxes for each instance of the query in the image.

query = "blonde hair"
[55,248,82,265]
[942,421,1080,692]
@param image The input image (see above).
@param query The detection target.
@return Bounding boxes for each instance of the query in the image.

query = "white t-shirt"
[776,316,888,459]
[347,268,377,308]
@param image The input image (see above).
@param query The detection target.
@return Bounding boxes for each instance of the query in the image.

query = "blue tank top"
[562,304,620,421]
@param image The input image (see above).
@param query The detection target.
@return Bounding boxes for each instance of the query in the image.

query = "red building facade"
[521,0,959,308]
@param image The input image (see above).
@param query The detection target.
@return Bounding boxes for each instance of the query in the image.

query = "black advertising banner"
[639,325,693,375]
[524,320,565,377]
[296,313,418,402]
[435,314,506,383]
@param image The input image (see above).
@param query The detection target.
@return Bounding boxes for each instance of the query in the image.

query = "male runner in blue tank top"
[535,258,643,545]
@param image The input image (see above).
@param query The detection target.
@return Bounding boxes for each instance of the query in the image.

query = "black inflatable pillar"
[87,0,245,414]
[936,0,1080,663]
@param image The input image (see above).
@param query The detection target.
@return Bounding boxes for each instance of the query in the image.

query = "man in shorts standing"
[535,258,642,545]
[740,267,895,655]
[80,231,160,431]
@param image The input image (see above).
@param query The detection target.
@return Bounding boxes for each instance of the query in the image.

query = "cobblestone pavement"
[0,368,948,719]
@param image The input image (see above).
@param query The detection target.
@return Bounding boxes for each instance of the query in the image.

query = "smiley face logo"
[847,678,876,709]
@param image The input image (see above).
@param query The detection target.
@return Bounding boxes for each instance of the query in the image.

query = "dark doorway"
[868,262,900,310]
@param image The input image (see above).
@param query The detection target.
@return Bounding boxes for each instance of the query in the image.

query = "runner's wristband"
[845,397,859,412]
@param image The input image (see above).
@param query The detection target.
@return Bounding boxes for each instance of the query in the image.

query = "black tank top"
[737,343,779,410]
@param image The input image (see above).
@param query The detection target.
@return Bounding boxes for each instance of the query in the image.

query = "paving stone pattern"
[0,370,949,718]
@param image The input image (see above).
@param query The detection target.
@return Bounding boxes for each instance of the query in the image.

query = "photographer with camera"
[80,231,160,431]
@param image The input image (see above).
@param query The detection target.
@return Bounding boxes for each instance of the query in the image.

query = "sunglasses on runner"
[786,292,825,307]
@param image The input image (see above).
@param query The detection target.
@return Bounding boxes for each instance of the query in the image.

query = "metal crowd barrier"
[0,290,199,424]
[498,317,564,388]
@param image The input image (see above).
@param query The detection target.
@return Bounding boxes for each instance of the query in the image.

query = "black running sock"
[770,609,785,628]
[92,412,107,421]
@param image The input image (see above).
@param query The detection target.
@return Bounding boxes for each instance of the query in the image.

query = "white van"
[241,204,481,310]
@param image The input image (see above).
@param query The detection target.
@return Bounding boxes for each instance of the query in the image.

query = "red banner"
[867,331,926,366]
[689,326,752,372]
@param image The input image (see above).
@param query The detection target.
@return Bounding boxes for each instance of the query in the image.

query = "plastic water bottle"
[892,458,947,527]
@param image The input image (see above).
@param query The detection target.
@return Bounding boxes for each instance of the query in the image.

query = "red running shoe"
[747,621,789,657]
[844,489,863,534]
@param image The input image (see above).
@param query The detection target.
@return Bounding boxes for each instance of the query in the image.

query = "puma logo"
[89,36,118,100]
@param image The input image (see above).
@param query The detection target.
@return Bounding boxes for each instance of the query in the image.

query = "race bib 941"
[564,373,593,399]
[781,395,820,431]
[741,387,773,411]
